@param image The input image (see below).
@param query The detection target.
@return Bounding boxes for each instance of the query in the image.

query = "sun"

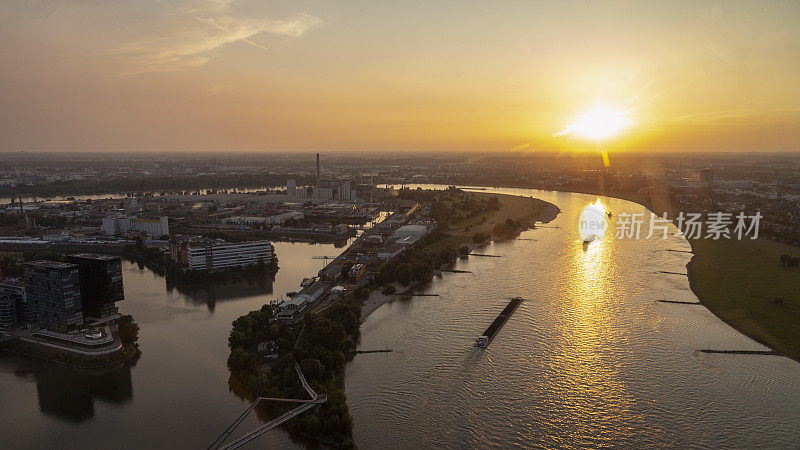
[563,105,633,141]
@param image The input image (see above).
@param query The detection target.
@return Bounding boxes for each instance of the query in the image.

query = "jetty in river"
[474,297,524,348]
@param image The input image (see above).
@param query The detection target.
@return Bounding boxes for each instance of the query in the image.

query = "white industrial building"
[295,287,326,305]
[275,296,308,320]
[178,240,273,272]
[393,224,429,245]
[102,216,169,237]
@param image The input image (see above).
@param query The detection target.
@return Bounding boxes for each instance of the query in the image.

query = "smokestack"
[316,153,321,188]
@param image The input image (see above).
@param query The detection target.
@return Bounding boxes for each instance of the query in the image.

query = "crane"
[311,255,336,261]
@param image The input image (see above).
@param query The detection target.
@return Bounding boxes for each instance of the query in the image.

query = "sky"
[1,0,799,153]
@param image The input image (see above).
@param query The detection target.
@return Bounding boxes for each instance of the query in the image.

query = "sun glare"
[563,105,633,141]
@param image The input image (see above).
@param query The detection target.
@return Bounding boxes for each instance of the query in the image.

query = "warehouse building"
[102,216,169,237]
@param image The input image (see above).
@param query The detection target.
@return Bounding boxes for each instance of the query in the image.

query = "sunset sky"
[1,0,799,153]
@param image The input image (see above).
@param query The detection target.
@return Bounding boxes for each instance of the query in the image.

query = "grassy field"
[687,237,800,360]
[448,193,559,238]
[419,193,559,255]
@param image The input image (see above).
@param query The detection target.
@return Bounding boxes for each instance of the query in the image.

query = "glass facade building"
[23,261,84,331]
[65,254,125,319]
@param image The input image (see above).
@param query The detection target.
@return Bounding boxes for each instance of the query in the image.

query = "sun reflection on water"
[553,216,635,437]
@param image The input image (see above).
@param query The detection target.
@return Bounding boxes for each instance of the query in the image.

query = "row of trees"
[492,218,523,238]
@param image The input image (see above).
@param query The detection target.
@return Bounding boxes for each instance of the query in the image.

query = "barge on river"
[474,297,525,348]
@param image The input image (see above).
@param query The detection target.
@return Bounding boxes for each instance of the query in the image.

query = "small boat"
[300,277,315,287]
[583,234,597,243]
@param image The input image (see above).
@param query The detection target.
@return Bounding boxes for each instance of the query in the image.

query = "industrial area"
[0,153,433,363]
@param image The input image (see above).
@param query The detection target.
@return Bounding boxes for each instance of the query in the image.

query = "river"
[345,186,800,448]
[1,187,799,448]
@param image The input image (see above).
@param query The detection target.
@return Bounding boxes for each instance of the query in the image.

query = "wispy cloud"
[109,2,322,74]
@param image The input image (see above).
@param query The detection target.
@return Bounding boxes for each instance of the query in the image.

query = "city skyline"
[1,0,799,153]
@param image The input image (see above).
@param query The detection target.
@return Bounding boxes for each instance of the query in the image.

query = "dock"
[474,297,524,347]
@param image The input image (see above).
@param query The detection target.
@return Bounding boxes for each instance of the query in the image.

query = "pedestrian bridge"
[208,361,326,450]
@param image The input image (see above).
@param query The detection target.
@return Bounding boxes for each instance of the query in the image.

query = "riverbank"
[1,340,139,369]
[361,282,413,320]
[551,185,800,361]
[362,193,560,321]
[686,237,800,361]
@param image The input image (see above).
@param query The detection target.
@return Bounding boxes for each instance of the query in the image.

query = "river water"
[2,187,799,448]
[346,186,800,448]
[0,241,343,449]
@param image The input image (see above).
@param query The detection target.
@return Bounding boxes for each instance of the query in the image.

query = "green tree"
[381,284,396,295]
[492,223,506,236]
[397,263,413,286]
[268,323,280,340]
[227,347,256,372]
[118,315,140,344]
[342,311,358,335]
[228,330,249,349]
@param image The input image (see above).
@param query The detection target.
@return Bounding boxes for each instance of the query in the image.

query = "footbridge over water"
[208,361,326,450]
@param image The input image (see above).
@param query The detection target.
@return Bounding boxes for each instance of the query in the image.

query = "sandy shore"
[361,282,416,320]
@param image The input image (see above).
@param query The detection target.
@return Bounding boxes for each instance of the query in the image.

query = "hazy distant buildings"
[282,153,357,200]
[65,254,124,320]
[284,180,356,200]
[102,216,169,237]
[23,261,83,331]
[699,168,715,187]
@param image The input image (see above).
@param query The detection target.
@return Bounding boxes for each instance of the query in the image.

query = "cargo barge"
[474,297,524,347]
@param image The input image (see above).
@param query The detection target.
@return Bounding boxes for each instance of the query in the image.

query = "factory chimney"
[316,152,321,187]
